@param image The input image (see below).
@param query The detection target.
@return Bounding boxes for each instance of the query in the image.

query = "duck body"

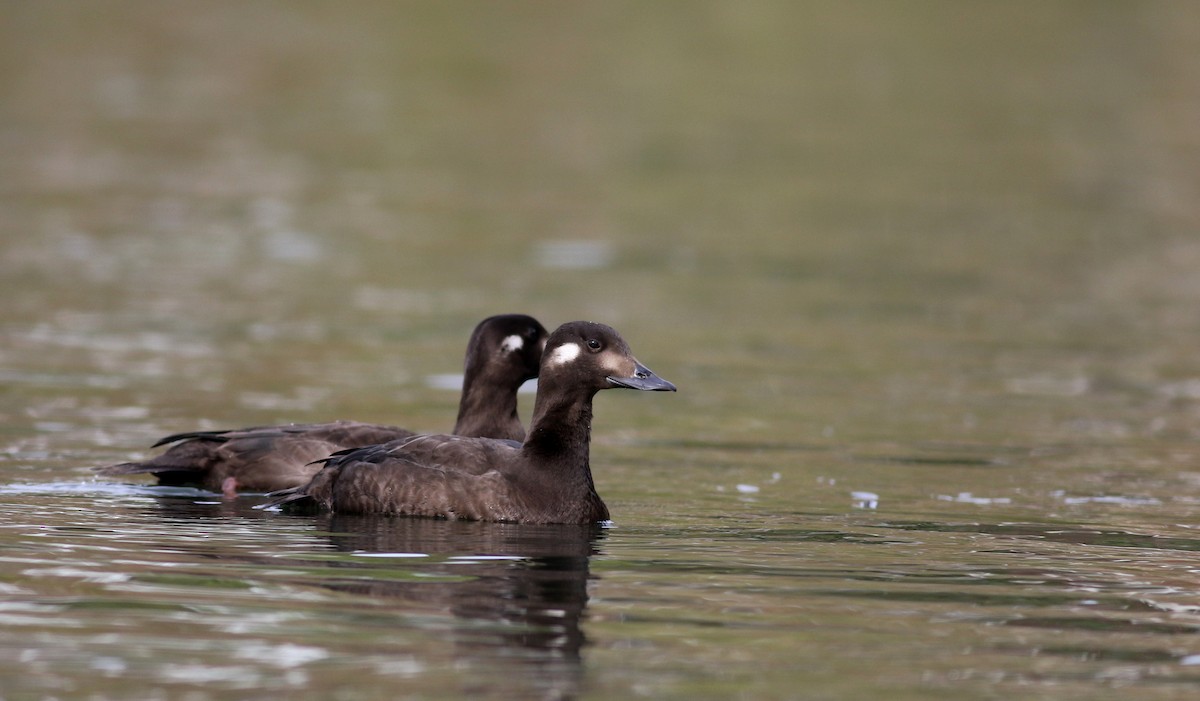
[264,320,676,524]
[287,435,586,523]
[96,314,548,495]
[115,421,417,493]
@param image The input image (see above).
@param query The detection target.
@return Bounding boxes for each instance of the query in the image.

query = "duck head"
[541,321,677,393]
[467,314,549,383]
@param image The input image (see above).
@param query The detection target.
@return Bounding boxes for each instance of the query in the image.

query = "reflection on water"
[3,485,1200,698]
[142,498,603,699]
[319,517,602,698]
[0,490,603,699]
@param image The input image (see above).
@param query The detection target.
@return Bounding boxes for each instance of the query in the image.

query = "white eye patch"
[500,335,524,353]
[547,342,581,366]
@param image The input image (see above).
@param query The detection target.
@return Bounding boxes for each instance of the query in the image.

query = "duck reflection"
[320,515,602,658]
[141,496,603,699]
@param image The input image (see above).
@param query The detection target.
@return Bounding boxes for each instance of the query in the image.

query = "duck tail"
[94,461,158,477]
[93,460,204,483]
[256,487,320,514]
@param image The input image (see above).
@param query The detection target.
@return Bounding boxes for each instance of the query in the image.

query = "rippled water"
[3,2,1200,699]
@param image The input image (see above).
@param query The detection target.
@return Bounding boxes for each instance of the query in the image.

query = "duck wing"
[266,434,524,519]
[96,421,416,492]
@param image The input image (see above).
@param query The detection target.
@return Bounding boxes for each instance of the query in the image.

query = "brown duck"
[261,321,676,524]
[95,314,548,495]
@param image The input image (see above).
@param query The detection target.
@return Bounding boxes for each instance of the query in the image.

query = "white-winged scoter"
[95,314,548,495]
[260,320,676,524]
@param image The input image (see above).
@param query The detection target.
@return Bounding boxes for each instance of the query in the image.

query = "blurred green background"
[3,3,1200,698]
[4,2,1198,450]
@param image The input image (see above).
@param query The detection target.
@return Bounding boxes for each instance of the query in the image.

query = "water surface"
[3,2,1200,699]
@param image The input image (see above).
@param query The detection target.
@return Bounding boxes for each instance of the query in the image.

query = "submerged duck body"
[263,321,676,524]
[95,314,548,494]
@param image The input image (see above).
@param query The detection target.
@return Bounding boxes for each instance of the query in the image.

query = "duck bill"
[607,361,677,392]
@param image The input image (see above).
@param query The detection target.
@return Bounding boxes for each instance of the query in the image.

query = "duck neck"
[521,381,597,475]
[454,366,524,441]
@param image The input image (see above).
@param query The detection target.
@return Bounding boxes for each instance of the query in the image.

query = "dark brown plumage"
[95,314,548,495]
[261,321,677,524]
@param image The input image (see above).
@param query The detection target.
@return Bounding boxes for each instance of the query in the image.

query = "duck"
[95,314,549,496]
[260,321,676,524]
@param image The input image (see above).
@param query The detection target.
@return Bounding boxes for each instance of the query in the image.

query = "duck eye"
[586,338,602,351]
